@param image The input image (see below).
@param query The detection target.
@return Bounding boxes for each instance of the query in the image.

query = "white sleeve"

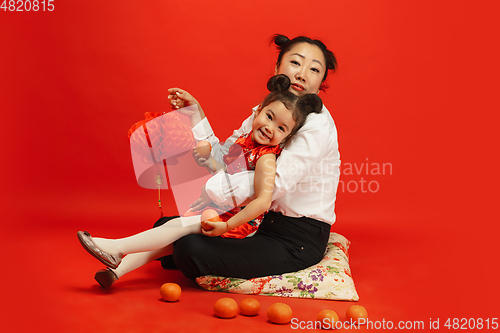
[192,115,254,165]
[204,170,255,207]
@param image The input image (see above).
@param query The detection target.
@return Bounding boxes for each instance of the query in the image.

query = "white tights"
[92,216,201,278]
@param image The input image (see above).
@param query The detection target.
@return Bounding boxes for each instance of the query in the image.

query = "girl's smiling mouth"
[259,128,271,140]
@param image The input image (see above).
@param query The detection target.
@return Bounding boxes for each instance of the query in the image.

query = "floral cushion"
[195,232,359,301]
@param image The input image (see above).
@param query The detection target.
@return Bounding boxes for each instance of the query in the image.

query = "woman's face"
[276,42,326,97]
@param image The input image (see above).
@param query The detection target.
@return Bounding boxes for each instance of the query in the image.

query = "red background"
[1,0,499,331]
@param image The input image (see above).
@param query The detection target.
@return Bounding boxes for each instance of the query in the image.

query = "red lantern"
[129,111,195,164]
[129,109,195,217]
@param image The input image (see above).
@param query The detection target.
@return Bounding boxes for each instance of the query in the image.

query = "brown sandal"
[94,268,119,288]
[77,231,122,269]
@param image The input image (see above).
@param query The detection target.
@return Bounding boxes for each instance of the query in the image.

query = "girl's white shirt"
[192,105,340,225]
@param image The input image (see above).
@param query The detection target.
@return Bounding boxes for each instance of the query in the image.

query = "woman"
[170,34,340,279]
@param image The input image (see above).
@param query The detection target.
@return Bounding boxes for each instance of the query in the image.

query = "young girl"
[77,74,322,288]
[186,74,323,239]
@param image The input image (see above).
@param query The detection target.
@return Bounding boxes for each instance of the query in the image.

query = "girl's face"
[276,42,326,97]
[252,101,296,146]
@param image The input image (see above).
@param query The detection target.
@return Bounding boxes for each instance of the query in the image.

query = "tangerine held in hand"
[267,302,293,324]
[195,141,212,158]
[213,297,238,318]
[200,209,220,231]
[240,298,260,316]
[159,283,181,302]
[316,309,339,329]
[346,305,368,325]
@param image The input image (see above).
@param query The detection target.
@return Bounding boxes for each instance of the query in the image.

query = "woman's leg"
[91,216,201,257]
[173,211,331,279]
[173,233,293,279]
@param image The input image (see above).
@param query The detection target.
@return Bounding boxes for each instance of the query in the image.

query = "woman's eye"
[311,67,320,73]
[291,60,300,66]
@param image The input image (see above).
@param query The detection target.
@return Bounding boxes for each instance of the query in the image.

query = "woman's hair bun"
[298,94,323,115]
[267,74,291,92]
[272,34,290,48]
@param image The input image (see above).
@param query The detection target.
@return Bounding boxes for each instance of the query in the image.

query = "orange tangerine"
[159,283,181,302]
[267,302,292,324]
[240,298,260,316]
[346,305,368,325]
[316,309,339,329]
[195,141,211,158]
[200,209,220,231]
[213,297,238,318]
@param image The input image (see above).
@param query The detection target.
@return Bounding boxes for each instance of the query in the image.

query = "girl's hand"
[190,185,213,211]
[201,221,228,237]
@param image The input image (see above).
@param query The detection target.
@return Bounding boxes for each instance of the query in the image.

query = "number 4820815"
[1,0,55,11]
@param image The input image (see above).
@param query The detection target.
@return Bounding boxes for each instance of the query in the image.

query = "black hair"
[258,74,323,143]
[271,34,338,91]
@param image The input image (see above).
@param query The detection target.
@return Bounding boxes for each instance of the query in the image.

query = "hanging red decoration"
[128,109,196,217]
[128,111,195,164]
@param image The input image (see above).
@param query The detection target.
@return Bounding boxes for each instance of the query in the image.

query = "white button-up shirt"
[192,106,340,225]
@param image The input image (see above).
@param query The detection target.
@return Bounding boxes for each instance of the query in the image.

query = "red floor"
[3,211,498,332]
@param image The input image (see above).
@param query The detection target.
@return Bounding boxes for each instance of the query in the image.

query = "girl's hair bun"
[272,34,291,48]
[298,94,323,115]
[267,74,291,92]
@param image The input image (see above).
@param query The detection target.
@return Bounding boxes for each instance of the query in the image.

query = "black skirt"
[172,211,331,279]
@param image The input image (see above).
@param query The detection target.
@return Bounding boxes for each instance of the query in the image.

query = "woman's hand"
[167,88,206,127]
[192,148,211,168]
[192,149,225,173]
[190,185,213,211]
[167,88,198,110]
[201,220,229,237]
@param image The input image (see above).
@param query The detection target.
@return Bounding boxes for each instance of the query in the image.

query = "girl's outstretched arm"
[202,153,277,237]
